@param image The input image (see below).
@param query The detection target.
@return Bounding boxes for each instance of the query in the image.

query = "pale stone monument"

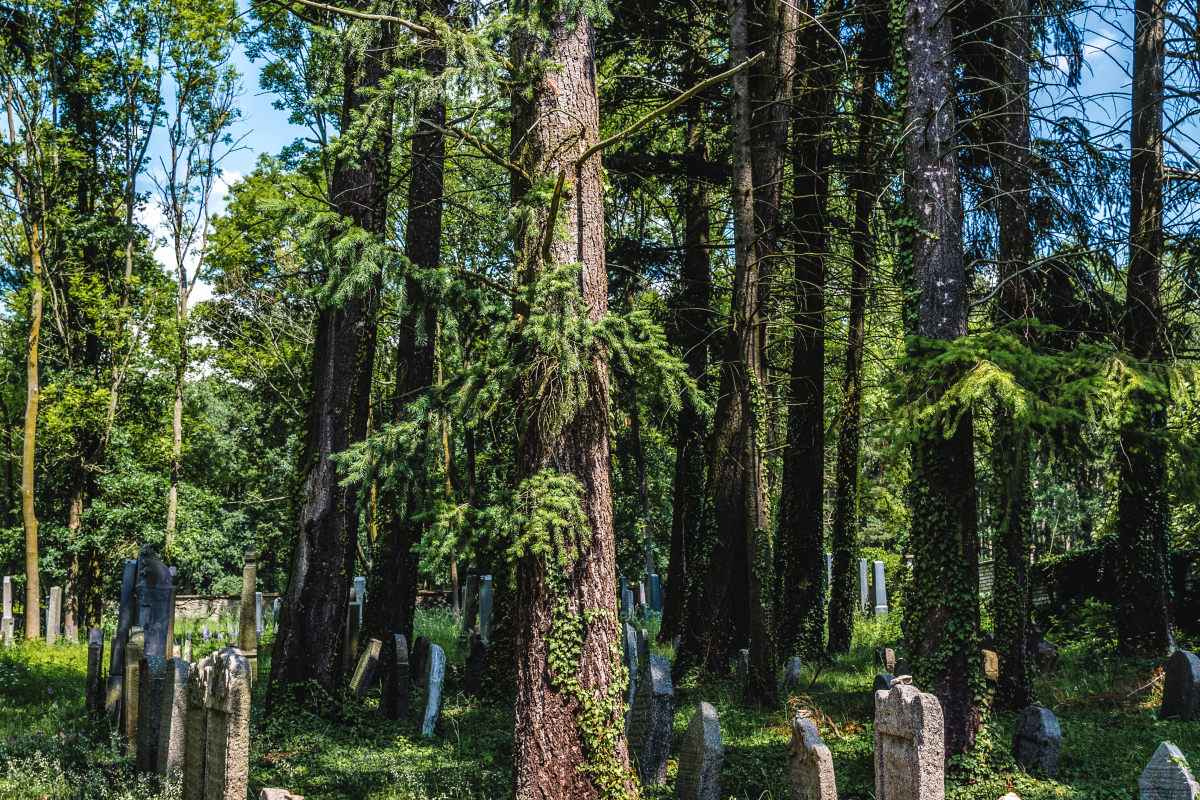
[46,586,61,644]
[184,633,193,663]
[420,644,446,736]
[676,702,723,800]
[1012,704,1060,777]
[382,634,410,719]
[255,592,263,644]
[737,649,749,685]
[125,626,145,757]
[183,654,213,800]
[627,654,675,785]
[873,683,944,800]
[238,549,258,679]
[786,714,837,800]
[350,638,382,697]
[157,657,190,780]
[825,554,832,588]
[86,628,105,714]
[1139,741,1200,800]
[136,655,168,775]
[859,558,870,612]
[872,561,888,617]
[1,576,13,643]
[1161,650,1200,722]
[184,647,251,800]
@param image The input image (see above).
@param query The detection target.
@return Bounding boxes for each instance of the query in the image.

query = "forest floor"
[0,607,1196,800]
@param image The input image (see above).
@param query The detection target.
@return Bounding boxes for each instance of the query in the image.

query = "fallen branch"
[1124,672,1163,699]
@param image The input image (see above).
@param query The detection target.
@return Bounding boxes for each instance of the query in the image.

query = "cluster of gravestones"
[618,574,662,621]
[1,577,81,644]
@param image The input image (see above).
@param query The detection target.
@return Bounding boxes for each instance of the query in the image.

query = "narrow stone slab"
[627,654,675,785]
[1012,704,1060,777]
[382,634,410,720]
[872,560,888,617]
[125,626,145,758]
[204,647,252,800]
[1139,741,1200,800]
[873,683,944,800]
[1,576,13,644]
[786,714,837,800]
[737,649,749,685]
[859,558,870,612]
[183,655,213,800]
[479,576,493,640]
[135,547,174,659]
[780,657,803,693]
[86,628,105,714]
[624,620,639,709]
[136,655,169,775]
[1161,650,1200,722]
[184,633,193,663]
[238,550,258,680]
[46,586,61,644]
[350,638,382,697]
[636,629,650,669]
[109,559,137,726]
[676,701,723,800]
[158,657,189,780]
[419,644,446,736]
[982,649,1000,682]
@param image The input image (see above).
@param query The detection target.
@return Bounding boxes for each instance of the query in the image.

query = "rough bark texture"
[268,8,392,704]
[508,7,632,798]
[902,0,982,758]
[1117,0,1173,655]
[779,3,833,663]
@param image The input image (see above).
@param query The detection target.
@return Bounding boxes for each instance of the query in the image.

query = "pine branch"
[427,121,531,184]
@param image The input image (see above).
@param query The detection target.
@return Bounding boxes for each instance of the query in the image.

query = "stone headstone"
[1140,741,1200,800]
[873,673,896,693]
[343,585,361,671]
[46,586,61,644]
[349,638,382,697]
[893,658,909,678]
[636,582,646,609]
[238,549,258,679]
[786,714,837,800]
[624,588,634,620]
[825,553,832,588]
[1012,704,1060,777]
[184,633,193,663]
[1,576,13,644]
[737,649,749,685]
[636,629,650,669]
[108,559,138,726]
[420,644,446,736]
[627,654,675,785]
[353,576,366,617]
[873,683,944,800]
[86,628,105,714]
[479,575,494,640]
[157,657,189,780]
[464,639,488,696]
[183,654,213,800]
[674,635,681,655]
[136,655,168,775]
[135,547,174,659]
[203,647,252,800]
[1161,650,1200,722]
[124,626,145,757]
[461,572,480,636]
[676,702,723,800]
[255,592,263,641]
[982,649,1000,682]
[780,657,803,693]
[382,634,410,720]
[859,558,870,612]
[624,620,639,711]
[411,636,431,687]
[273,597,281,623]
[650,574,661,612]
[872,561,888,617]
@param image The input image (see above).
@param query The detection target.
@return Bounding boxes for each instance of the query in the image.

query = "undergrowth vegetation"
[0,613,1196,799]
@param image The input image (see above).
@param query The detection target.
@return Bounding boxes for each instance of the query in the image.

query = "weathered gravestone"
[1161,650,1200,722]
[873,673,896,693]
[649,573,661,613]
[255,592,263,645]
[786,714,837,800]
[184,633,193,663]
[411,636,431,688]
[737,649,749,685]
[1,576,14,643]
[182,648,251,800]
[109,560,138,726]
[1139,741,1200,800]
[238,550,258,679]
[676,701,723,800]
[183,654,213,800]
[137,655,169,775]
[780,657,803,693]
[1012,704,1060,777]
[876,647,896,673]
[893,658,909,679]
[135,547,175,660]
[872,561,888,617]
[859,559,870,612]
[826,553,832,587]
[464,639,488,696]
[420,644,446,736]
[873,683,944,800]
[350,638,382,698]
[342,585,361,672]
[624,620,639,709]
[624,588,635,620]
[627,654,675,785]
[86,628,105,714]
[382,634,410,720]
[46,586,61,644]
[636,629,650,670]
[157,657,189,781]
[673,635,681,655]
[460,572,480,639]
[273,597,281,624]
[125,626,146,757]
[982,650,1000,682]
[479,576,494,640]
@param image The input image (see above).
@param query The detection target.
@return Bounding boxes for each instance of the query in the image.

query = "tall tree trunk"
[166,311,185,543]
[828,25,883,654]
[778,2,835,663]
[660,1,712,644]
[22,233,44,640]
[1117,0,1172,655]
[508,5,632,795]
[902,0,981,758]
[992,0,1035,707]
[268,7,393,704]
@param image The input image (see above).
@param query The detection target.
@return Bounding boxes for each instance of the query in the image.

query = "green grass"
[1,612,1198,799]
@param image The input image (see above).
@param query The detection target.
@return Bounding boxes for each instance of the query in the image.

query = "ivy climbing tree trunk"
[268,8,393,704]
[902,0,982,758]
[21,233,44,640]
[1117,0,1173,655]
[508,4,633,796]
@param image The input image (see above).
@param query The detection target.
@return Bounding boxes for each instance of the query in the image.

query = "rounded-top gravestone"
[1160,650,1200,722]
[1011,704,1060,777]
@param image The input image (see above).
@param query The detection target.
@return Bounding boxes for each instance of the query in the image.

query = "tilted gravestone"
[411,636,431,688]
[157,657,189,781]
[382,634,410,720]
[873,682,944,800]
[737,649,749,685]
[238,550,258,679]
[1012,704,1060,777]
[124,626,145,758]
[780,657,803,693]
[108,559,137,726]
[1161,650,1200,722]
[420,644,446,736]
[479,575,494,640]
[676,701,723,800]
[1139,741,1200,800]
[86,628,105,714]
[46,586,61,644]
[350,638,382,698]
[135,547,174,660]
[182,654,213,800]
[627,654,675,785]
[786,714,837,800]
[203,648,253,800]
[464,639,488,697]
[873,673,897,693]
[136,655,169,775]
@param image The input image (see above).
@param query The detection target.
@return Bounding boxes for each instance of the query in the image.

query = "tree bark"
[268,6,393,704]
[1117,0,1172,655]
[508,5,632,795]
[22,233,43,640]
[903,0,981,757]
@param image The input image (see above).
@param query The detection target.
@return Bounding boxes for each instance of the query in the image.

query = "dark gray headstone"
[623,620,639,709]
[650,574,661,612]
[1140,741,1200,800]
[893,658,909,678]
[349,638,382,698]
[157,657,189,780]
[676,702,723,800]
[108,559,137,726]
[134,547,173,659]
[464,639,488,696]
[780,657,803,693]
[479,575,494,640]
[86,629,105,714]
[627,654,675,785]
[136,655,168,775]
[636,629,650,670]
[382,634,410,720]
[1161,650,1200,722]
[873,673,897,693]
[736,649,749,685]
[461,572,480,635]
[1012,704,1060,777]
